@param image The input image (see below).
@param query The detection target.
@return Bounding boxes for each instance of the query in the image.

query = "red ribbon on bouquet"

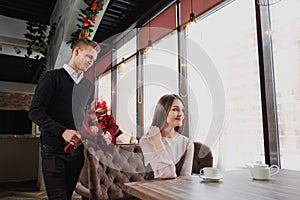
[64,143,77,153]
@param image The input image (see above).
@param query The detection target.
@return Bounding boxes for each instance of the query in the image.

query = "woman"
[140,94,194,178]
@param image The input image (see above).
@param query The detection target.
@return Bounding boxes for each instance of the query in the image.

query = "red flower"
[92,0,98,11]
[96,100,107,109]
[93,100,121,144]
[83,17,89,26]
[99,122,106,130]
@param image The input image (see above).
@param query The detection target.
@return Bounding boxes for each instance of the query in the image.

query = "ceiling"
[0,0,172,84]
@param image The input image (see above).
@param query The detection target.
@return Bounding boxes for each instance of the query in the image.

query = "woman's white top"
[140,134,194,178]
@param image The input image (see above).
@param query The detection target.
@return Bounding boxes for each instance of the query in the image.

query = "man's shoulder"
[81,77,94,86]
[37,69,68,86]
[42,68,62,74]
[42,68,66,78]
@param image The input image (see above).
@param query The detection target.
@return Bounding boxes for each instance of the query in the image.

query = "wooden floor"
[0,180,81,200]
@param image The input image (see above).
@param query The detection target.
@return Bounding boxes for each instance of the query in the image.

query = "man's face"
[75,45,98,72]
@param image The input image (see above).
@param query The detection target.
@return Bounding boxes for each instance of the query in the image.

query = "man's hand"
[62,129,81,146]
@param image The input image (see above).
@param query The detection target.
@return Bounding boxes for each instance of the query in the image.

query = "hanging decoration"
[67,0,107,47]
[24,21,57,71]
[189,0,196,23]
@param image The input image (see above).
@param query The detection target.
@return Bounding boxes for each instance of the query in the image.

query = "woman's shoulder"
[176,134,189,141]
[176,134,194,146]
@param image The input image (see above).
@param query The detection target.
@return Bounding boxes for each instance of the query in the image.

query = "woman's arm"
[180,139,194,176]
[140,127,177,178]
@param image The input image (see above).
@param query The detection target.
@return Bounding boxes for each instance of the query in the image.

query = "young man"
[29,39,100,200]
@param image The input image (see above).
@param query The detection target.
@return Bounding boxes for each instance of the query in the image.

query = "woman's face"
[165,99,184,128]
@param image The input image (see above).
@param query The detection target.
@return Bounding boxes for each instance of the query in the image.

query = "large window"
[117,57,137,143]
[270,0,300,170]
[186,0,264,170]
[116,31,137,63]
[98,72,111,112]
[143,30,178,129]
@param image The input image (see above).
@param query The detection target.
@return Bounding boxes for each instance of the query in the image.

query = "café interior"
[0,0,299,199]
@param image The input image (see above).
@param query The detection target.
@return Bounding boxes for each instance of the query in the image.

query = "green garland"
[24,21,57,70]
[67,0,107,48]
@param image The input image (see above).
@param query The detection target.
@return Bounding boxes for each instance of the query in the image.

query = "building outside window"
[186,0,264,170]
[143,30,179,129]
[269,0,300,170]
[117,57,137,143]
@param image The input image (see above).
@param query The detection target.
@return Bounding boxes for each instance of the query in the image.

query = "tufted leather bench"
[75,142,213,200]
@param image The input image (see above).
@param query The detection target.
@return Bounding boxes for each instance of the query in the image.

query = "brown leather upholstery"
[76,142,213,200]
[192,142,214,174]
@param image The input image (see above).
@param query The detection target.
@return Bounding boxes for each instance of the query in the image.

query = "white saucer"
[199,175,223,181]
[253,177,271,181]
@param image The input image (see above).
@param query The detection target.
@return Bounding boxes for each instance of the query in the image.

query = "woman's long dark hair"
[151,94,184,132]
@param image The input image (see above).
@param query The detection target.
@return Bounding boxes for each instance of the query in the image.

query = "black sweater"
[29,68,94,147]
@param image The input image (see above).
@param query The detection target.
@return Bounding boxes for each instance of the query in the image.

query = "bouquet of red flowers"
[94,100,122,144]
[64,100,122,156]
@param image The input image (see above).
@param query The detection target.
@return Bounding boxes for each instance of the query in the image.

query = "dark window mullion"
[177,0,189,137]
[111,49,117,118]
[255,1,280,166]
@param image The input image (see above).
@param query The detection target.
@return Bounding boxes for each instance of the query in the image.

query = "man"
[29,39,100,200]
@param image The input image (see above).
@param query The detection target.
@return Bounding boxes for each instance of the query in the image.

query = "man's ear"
[74,47,80,56]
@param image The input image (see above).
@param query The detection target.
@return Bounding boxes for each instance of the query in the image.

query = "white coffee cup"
[200,167,220,179]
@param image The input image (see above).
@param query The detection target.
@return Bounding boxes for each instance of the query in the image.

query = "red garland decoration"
[83,17,89,26]
[67,0,107,47]
[92,1,97,10]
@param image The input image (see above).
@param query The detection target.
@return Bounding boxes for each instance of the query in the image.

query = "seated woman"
[140,94,194,179]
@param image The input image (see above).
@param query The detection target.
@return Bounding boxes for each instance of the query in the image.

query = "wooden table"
[123,169,300,200]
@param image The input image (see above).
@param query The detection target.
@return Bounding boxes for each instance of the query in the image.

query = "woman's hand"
[148,126,160,137]
[147,126,163,151]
